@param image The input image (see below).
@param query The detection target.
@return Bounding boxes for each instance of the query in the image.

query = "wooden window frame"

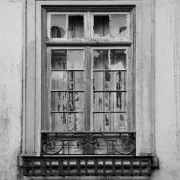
[22,0,155,157]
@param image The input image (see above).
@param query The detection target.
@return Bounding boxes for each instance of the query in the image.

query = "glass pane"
[93,72,103,90]
[51,15,66,38]
[105,71,126,90]
[110,14,128,38]
[110,113,127,131]
[51,92,84,112]
[110,49,126,70]
[94,16,109,38]
[51,113,67,131]
[93,93,104,111]
[93,92,126,112]
[51,92,67,111]
[67,50,84,70]
[93,113,128,131]
[68,15,84,38]
[68,92,84,112]
[93,50,108,69]
[68,71,84,90]
[93,113,104,131]
[93,71,126,91]
[51,71,67,90]
[93,113,110,131]
[51,50,67,69]
[67,113,83,131]
[51,112,84,131]
[93,92,109,111]
[110,92,126,111]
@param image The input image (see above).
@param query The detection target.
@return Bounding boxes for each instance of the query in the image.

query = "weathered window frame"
[22,0,156,174]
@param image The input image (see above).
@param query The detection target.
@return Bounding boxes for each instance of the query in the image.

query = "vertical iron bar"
[67,158,70,175]
[130,159,133,176]
[148,159,152,176]
[121,159,124,176]
[95,158,98,176]
[77,159,80,176]
[32,159,35,176]
[139,159,142,176]
[85,159,88,175]
[112,158,115,176]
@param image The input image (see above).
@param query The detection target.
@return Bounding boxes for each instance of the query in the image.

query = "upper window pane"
[51,15,66,38]
[68,15,84,38]
[48,13,85,39]
[92,13,130,41]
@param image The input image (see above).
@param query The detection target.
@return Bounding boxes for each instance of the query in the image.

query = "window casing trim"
[22,0,155,157]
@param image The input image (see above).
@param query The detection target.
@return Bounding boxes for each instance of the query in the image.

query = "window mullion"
[84,47,91,131]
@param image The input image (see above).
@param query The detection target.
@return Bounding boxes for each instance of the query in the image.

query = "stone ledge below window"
[21,155,158,177]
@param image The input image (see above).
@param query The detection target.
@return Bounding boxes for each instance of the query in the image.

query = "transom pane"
[92,13,130,40]
[49,13,85,39]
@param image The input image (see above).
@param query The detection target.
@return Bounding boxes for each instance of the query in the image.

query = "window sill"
[21,155,157,177]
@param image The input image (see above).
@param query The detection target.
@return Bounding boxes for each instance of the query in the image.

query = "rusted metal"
[41,132,135,155]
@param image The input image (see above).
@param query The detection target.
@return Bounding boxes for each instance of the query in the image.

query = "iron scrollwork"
[41,132,135,155]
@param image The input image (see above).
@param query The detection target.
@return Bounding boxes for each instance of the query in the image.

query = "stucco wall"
[0,0,180,180]
[0,1,22,180]
[153,0,180,179]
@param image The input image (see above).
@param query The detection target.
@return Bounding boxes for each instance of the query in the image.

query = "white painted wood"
[136,0,155,154]
[35,0,42,155]
[36,0,141,5]
[24,0,36,154]
[22,0,27,155]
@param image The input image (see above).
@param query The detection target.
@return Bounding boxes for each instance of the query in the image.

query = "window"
[41,11,135,155]
[22,0,156,177]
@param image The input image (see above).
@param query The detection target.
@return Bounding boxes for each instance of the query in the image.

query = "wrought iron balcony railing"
[21,132,158,176]
[41,132,136,155]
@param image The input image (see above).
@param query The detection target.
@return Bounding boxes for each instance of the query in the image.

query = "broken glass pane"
[94,16,109,37]
[93,14,129,39]
[68,16,84,38]
[51,15,66,38]
[110,49,126,70]
[110,14,128,38]
[93,50,108,69]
